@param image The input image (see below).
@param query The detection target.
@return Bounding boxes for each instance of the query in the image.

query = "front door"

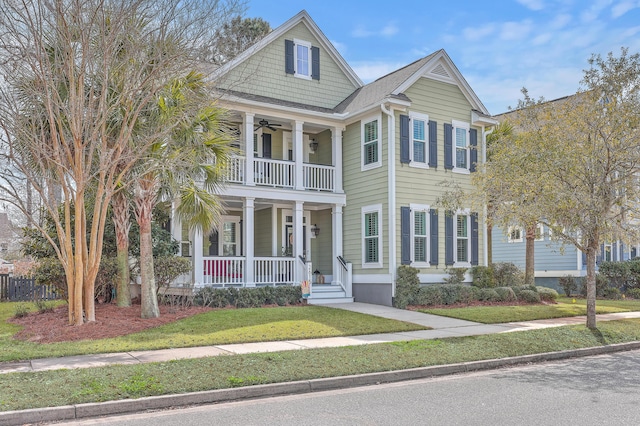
[262,133,272,159]
[282,210,311,260]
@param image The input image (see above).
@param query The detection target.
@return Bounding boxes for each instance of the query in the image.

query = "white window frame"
[603,242,612,262]
[219,216,241,256]
[410,204,430,267]
[454,209,471,267]
[293,38,312,80]
[451,119,470,174]
[507,226,524,243]
[535,223,545,241]
[362,204,383,268]
[361,115,382,171]
[409,112,429,169]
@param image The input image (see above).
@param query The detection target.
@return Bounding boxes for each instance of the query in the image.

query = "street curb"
[3,341,640,425]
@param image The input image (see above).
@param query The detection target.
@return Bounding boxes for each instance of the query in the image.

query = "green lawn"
[419,297,640,324]
[2,318,640,412]
[0,302,427,362]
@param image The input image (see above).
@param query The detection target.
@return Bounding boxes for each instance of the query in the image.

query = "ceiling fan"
[255,119,282,132]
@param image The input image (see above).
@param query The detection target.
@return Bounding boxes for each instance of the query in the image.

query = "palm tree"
[133,71,234,318]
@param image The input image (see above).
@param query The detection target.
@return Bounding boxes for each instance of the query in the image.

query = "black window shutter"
[613,241,618,261]
[428,120,437,167]
[621,242,625,260]
[285,39,294,74]
[444,123,453,170]
[445,212,454,265]
[401,207,411,265]
[430,209,438,265]
[471,212,479,265]
[311,46,320,80]
[470,128,478,172]
[400,115,410,164]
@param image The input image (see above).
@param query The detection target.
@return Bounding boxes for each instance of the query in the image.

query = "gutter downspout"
[482,125,494,267]
[381,103,396,295]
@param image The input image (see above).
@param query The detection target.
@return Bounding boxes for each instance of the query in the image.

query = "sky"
[246,0,640,115]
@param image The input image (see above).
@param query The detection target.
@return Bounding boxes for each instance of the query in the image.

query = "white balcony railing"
[223,157,336,192]
[202,256,296,286]
[254,257,296,285]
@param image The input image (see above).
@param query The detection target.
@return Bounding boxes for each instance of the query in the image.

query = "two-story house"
[171,10,496,306]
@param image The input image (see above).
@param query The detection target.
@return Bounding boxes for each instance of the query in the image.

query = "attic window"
[285,39,320,80]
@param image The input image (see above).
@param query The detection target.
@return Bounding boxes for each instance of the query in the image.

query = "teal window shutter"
[311,46,320,80]
[400,115,410,164]
[401,207,411,264]
[428,120,437,167]
[445,212,454,265]
[430,209,438,265]
[470,128,478,172]
[285,40,294,74]
[444,123,453,170]
[471,212,479,265]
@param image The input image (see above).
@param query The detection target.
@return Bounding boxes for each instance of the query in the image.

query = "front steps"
[306,284,354,304]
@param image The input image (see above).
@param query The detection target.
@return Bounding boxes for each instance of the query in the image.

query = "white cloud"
[580,0,613,23]
[351,25,373,38]
[499,20,534,40]
[381,23,399,37]
[516,0,546,11]
[351,61,407,82]
[462,24,495,41]
[611,1,639,18]
[351,22,399,38]
[550,13,572,29]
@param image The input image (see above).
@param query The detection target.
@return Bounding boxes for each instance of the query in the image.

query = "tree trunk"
[524,224,536,286]
[112,191,131,307]
[585,242,598,329]
[135,176,159,319]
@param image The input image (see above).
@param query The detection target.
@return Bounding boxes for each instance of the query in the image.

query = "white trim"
[535,223,545,241]
[361,114,382,171]
[352,274,393,284]
[451,120,471,174]
[362,204,383,269]
[453,209,471,267]
[292,38,312,80]
[408,111,430,169]
[507,226,524,243]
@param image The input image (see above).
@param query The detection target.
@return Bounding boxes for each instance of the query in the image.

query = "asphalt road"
[56,349,640,425]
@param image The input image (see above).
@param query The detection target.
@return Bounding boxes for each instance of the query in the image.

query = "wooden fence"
[0,274,61,302]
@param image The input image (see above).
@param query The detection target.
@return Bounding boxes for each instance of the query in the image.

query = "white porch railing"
[254,257,296,285]
[303,163,335,191]
[254,158,294,188]
[202,256,296,286]
[222,157,336,192]
[335,256,353,297]
[202,257,245,286]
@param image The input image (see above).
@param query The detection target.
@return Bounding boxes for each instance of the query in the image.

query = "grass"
[0,302,427,362]
[1,319,640,412]
[419,297,640,324]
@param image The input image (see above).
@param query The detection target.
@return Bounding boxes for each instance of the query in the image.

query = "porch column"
[271,205,278,256]
[244,113,255,186]
[332,204,346,289]
[294,201,304,282]
[193,228,204,286]
[332,126,344,192]
[170,200,181,247]
[293,120,305,190]
[244,197,255,286]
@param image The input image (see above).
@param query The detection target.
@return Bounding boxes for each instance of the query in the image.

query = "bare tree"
[0,0,243,325]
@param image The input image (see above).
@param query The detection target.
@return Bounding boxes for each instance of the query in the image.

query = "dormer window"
[285,39,320,80]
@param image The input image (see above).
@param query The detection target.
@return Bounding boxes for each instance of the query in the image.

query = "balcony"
[224,156,336,192]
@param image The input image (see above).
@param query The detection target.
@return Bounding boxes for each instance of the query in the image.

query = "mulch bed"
[8,303,211,344]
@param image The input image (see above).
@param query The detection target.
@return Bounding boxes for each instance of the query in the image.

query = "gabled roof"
[337,49,491,117]
[212,10,363,88]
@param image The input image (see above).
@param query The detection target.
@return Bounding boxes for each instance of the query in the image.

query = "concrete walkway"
[2,303,640,375]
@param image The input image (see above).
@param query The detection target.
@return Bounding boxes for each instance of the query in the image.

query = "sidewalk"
[2,302,640,374]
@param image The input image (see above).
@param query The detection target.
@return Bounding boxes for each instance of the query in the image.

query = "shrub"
[443,268,467,285]
[626,288,640,299]
[34,299,55,313]
[457,285,476,304]
[602,287,622,300]
[194,287,231,308]
[470,266,495,288]
[94,257,119,304]
[558,275,578,297]
[476,288,501,302]
[492,262,525,287]
[579,275,608,297]
[235,288,262,308]
[494,286,517,302]
[32,257,67,300]
[393,265,420,309]
[193,285,301,309]
[627,259,640,289]
[154,257,192,291]
[13,303,29,318]
[519,289,541,303]
[441,284,464,305]
[536,286,559,302]
[414,286,443,306]
[598,261,631,289]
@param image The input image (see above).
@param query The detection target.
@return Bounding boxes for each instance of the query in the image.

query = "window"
[221,221,238,256]
[410,204,430,265]
[362,205,383,268]
[362,116,381,170]
[535,223,545,241]
[295,39,311,78]
[452,120,469,172]
[507,226,524,243]
[410,112,428,166]
[456,213,470,264]
[604,243,612,262]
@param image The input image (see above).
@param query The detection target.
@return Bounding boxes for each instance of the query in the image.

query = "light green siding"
[254,208,272,256]
[310,208,333,276]
[343,116,389,274]
[394,77,485,276]
[217,23,358,109]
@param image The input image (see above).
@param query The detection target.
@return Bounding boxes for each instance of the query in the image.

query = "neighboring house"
[171,10,496,305]
[0,212,21,259]
[493,224,636,288]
